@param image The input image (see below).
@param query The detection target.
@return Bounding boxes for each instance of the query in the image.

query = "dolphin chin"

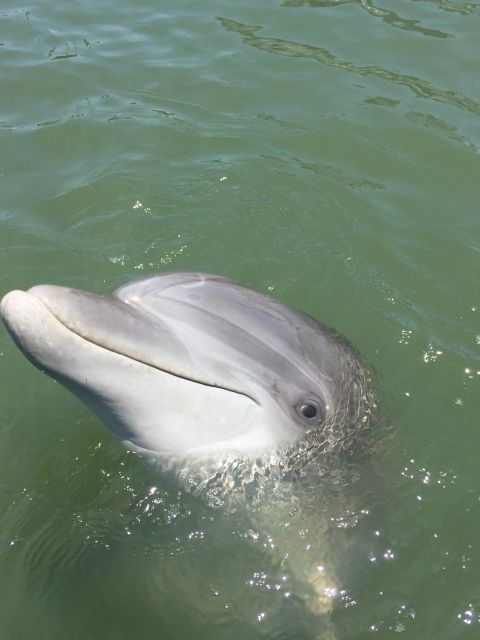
[1,272,376,463]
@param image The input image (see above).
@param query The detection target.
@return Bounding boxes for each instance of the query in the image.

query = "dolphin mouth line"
[30,291,260,407]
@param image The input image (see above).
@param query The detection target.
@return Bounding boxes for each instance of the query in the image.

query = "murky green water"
[1,0,479,638]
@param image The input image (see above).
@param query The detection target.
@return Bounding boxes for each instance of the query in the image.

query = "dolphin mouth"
[1,287,259,406]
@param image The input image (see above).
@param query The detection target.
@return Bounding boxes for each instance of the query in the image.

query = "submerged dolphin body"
[0,272,375,466]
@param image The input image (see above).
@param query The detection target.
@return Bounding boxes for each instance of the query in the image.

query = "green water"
[1,0,479,637]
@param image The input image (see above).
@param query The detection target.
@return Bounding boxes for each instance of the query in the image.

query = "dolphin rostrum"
[0,272,375,467]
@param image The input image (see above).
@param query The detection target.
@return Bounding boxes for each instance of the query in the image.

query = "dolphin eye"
[301,403,317,419]
[296,398,324,426]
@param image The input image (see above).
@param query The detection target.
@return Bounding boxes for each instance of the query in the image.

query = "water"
[1,0,479,637]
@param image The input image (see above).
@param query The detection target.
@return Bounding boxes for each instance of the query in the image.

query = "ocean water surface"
[1,0,479,638]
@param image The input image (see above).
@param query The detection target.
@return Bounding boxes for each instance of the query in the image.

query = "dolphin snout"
[1,290,29,327]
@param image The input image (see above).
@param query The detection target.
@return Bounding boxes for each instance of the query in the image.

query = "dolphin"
[0,272,375,467]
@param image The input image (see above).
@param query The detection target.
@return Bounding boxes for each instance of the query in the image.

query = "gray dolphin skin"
[0,272,375,466]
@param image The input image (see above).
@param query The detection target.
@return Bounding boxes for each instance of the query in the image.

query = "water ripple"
[217,17,480,116]
[283,0,452,39]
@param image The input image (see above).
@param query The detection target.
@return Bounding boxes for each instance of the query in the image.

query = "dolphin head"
[0,273,375,461]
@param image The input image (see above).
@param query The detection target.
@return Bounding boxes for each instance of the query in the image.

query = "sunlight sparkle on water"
[457,606,480,625]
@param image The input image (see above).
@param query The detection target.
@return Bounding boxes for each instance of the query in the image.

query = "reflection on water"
[284,0,480,15]
[405,111,478,152]
[283,0,451,39]
[419,0,480,15]
[217,17,480,116]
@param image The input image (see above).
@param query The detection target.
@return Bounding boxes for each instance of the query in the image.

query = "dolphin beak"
[0,286,269,455]
[1,289,39,345]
